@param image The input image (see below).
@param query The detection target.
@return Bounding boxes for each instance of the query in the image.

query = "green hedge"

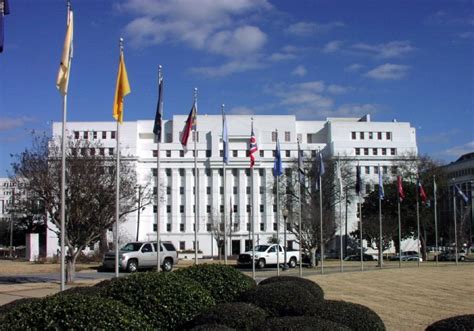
[258,276,324,300]
[189,324,236,331]
[100,271,215,330]
[426,314,474,331]
[0,294,152,330]
[188,302,268,330]
[55,285,103,297]
[0,298,41,316]
[257,316,351,331]
[309,300,386,331]
[177,264,256,303]
[241,281,321,317]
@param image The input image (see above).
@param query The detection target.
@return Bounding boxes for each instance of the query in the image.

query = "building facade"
[48,114,417,256]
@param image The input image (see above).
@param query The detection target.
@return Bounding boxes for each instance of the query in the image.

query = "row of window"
[152,221,290,235]
[351,131,392,141]
[360,165,398,175]
[71,148,115,156]
[355,148,396,156]
[74,131,116,140]
[152,149,307,158]
[153,203,280,214]
[448,168,474,178]
[152,168,266,177]
[155,185,269,196]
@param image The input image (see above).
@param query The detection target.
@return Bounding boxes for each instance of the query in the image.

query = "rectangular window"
[166,133,172,143]
[374,166,379,174]
[74,131,79,139]
[108,148,114,156]
[246,187,251,194]
[247,223,251,231]
[272,132,277,142]
[83,131,89,139]
[377,132,382,140]
[153,150,158,157]
[260,223,265,231]
[285,150,290,157]
[360,132,365,140]
[180,241,185,250]
[180,150,184,157]
[355,148,360,155]
[220,205,224,213]
[206,150,211,157]
[166,224,171,232]
[179,169,185,176]
[233,187,238,194]
[369,132,373,140]
[180,187,184,195]
[166,205,171,213]
[90,148,95,156]
[166,169,171,176]
[180,205,184,213]
[152,168,157,176]
[153,224,157,231]
[102,131,107,139]
[233,205,237,212]
[285,131,290,142]
[233,150,238,157]
[180,224,185,232]
[111,131,116,139]
[373,148,378,155]
[273,223,277,231]
[382,148,387,156]
[99,148,105,156]
[206,187,211,195]
[259,150,264,157]
[351,132,356,140]
[259,186,264,194]
[166,150,171,157]
[365,184,371,193]
[219,150,223,157]
[220,187,224,194]
[260,205,264,212]
[364,148,369,156]
[246,205,251,212]
[383,166,388,174]
[390,148,396,156]
[365,166,370,174]
[153,206,157,213]
[207,205,211,213]
[273,205,277,212]
[307,134,313,144]
[386,132,391,140]
[71,148,77,156]
[245,169,250,176]
[219,169,223,176]
[259,169,264,176]
[93,131,97,139]
[392,166,398,175]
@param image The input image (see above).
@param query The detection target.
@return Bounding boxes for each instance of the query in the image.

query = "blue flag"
[153,70,164,140]
[378,165,384,199]
[273,135,283,177]
[298,142,304,184]
[315,152,325,190]
[455,184,469,203]
[222,107,229,165]
[0,0,10,54]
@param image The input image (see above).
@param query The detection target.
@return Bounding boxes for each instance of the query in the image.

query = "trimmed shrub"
[190,324,235,331]
[55,285,103,297]
[0,294,153,330]
[426,314,474,331]
[258,316,351,331]
[93,277,120,288]
[309,300,385,331]
[188,302,268,330]
[259,276,324,300]
[100,271,215,330]
[241,281,321,317]
[0,298,41,316]
[176,264,256,303]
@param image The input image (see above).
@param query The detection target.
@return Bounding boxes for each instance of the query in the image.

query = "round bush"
[259,276,324,300]
[190,324,236,331]
[0,294,153,330]
[189,302,268,330]
[177,264,256,303]
[309,300,385,331]
[426,314,474,331]
[0,298,41,316]
[100,271,215,330]
[55,285,103,297]
[257,316,351,331]
[93,277,120,288]
[241,281,322,317]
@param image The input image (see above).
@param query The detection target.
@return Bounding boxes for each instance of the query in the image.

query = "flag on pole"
[222,108,229,165]
[355,165,362,196]
[455,184,469,203]
[0,0,11,53]
[315,152,325,190]
[298,142,304,184]
[112,51,131,123]
[180,101,197,153]
[378,165,384,199]
[56,6,73,95]
[417,179,427,203]
[248,123,257,168]
[153,70,164,140]
[397,175,405,202]
[273,134,283,177]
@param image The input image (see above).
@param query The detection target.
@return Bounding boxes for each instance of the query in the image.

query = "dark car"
[438,250,466,262]
[389,251,422,262]
[344,254,375,261]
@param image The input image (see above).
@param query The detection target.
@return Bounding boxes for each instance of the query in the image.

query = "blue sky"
[0,0,473,176]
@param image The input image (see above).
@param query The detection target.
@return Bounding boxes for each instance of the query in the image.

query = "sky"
[0,0,473,177]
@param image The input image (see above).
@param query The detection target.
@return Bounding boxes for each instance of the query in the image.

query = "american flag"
[417,179,427,203]
[248,122,258,168]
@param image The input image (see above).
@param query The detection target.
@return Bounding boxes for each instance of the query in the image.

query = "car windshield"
[254,245,270,252]
[120,243,142,252]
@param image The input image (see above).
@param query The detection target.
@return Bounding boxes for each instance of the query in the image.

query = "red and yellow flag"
[113,52,131,123]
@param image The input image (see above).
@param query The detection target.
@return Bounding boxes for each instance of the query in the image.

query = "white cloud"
[366,63,410,80]
[228,106,255,115]
[291,65,307,77]
[327,84,349,94]
[345,63,364,72]
[269,45,300,62]
[191,58,265,77]
[322,40,343,53]
[0,116,36,131]
[286,21,344,36]
[352,40,415,58]
[437,141,474,158]
[121,0,270,57]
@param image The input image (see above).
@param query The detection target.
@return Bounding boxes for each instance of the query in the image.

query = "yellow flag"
[56,9,73,95]
[113,52,131,123]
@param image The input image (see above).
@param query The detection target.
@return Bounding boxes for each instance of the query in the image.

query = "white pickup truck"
[237,244,300,269]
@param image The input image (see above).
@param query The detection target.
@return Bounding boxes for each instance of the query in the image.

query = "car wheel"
[288,257,297,268]
[257,258,266,269]
[161,258,173,272]
[127,259,138,273]
[459,256,465,262]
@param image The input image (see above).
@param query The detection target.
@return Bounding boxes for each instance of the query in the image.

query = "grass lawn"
[306,263,474,330]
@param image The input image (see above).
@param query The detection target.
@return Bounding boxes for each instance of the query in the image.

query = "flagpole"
[359,201,363,271]
[251,118,256,280]
[275,130,280,276]
[156,65,162,272]
[434,176,438,266]
[453,191,458,266]
[193,88,199,265]
[222,104,228,265]
[319,166,324,274]
[398,198,402,268]
[338,160,343,273]
[297,140,303,277]
[416,182,421,268]
[378,165,383,268]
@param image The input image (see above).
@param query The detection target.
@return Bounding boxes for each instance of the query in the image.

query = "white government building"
[44,114,418,257]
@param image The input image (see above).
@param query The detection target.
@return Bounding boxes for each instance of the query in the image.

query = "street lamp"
[282,209,289,271]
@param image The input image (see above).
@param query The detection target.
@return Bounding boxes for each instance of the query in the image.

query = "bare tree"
[208,209,232,261]
[10,134,152,282]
